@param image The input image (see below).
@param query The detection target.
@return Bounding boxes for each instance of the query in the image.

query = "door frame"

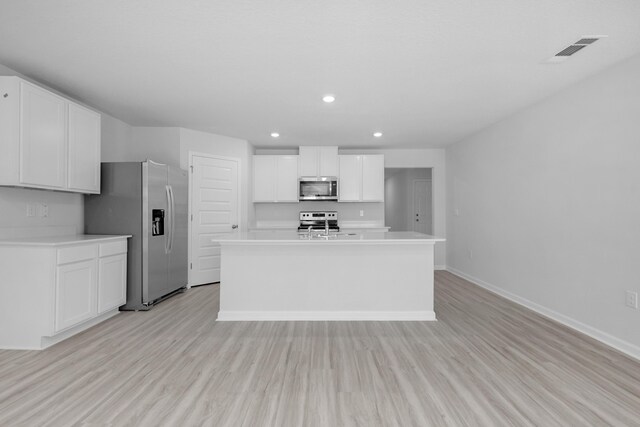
[412,179,433,235]
[187,151,242,288]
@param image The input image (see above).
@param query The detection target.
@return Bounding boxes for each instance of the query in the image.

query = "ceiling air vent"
[545,35,607,63]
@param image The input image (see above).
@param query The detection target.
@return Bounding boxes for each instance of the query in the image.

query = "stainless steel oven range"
[298,211,339,233]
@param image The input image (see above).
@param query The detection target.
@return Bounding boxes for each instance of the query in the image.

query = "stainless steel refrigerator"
[84,160,188,310]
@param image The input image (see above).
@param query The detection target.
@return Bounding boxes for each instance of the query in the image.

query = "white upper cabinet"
[253,155,299,202]
[338,155,361,202]
[0,76,101,194]
[298,146,338,178]
[338,154,385,202]
[253,156,276,202]
[361,155,385,201]
[20,82,67,189]
[68,103,101,193]
[275,156,299,201]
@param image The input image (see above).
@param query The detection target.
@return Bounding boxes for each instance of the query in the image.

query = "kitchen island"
[212,231,444,321]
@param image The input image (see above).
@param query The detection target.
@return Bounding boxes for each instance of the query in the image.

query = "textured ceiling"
[1,0,640,148]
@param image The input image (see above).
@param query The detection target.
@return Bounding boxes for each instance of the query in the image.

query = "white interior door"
[413,179,432,234]
[190,154,239,286]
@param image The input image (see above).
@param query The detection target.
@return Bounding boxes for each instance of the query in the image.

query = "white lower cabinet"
[56,259,98,332]
[0,236,129,350]
[98,254,127,314]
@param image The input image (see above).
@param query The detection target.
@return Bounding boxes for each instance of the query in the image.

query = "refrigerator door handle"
[168,185,176,253]
[165,185,172,254]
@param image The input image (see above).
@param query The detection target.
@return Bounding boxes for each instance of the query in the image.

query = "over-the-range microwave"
[298,177,338,201]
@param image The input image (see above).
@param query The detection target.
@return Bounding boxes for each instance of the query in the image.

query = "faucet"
[308,225,313,237]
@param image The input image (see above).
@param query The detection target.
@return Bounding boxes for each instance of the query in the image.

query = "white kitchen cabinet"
[253,156,276,202]
[0,236,129,350]
[338,154,385,202]
[20,82,67,189]
[0,76,101,194]
[299,146,338,178]
[98,253,127,314]
[68,103,101,193]
[253,155,299,202]
[361,155,385,201]
[338,155,361,201]
[56,259,98,332]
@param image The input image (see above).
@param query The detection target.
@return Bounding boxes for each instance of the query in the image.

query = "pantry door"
[189,153,239,286]
[413,179,432,235]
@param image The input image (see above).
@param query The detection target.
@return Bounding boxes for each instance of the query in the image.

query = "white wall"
[385,168,432,233]
[128,127,181,166]
[446,53,640,357]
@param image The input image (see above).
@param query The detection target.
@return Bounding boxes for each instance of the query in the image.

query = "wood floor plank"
[0,271,639,426]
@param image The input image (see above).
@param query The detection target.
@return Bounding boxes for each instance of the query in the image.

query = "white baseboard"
[445,266,640,362]
[217,310,437,321]
[435,265,446,271]
[39,309,120,350]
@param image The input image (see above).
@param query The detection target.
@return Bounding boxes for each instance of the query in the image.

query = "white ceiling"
[1,0,640,149]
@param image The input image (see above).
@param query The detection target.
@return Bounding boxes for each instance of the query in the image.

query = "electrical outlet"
[625,291,638,309]
[468,249,473,259]
[359,210,364,217]
[26,204,35,217]
[37,203,49,218]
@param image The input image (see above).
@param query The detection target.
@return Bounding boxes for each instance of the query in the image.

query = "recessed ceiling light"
[322,95,335,103]
[373,132,383,137]
[270,132,280,138]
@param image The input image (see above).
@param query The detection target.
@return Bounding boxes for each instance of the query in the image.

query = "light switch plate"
[625,291,638,309]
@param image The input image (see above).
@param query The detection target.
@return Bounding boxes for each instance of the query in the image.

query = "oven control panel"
[299,211,337,220]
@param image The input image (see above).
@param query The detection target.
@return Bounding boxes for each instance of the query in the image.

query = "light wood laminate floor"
[1,271,639,426]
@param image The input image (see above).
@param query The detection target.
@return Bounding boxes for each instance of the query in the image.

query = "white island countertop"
[215,231,442,321]
[213,231,444,245]
[0,234,132,247]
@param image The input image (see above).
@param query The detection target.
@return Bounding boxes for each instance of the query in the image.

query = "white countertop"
[213,231,444,245]
[0,234,131,247]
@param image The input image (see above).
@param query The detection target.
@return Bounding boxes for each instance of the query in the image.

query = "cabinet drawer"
[99,240,127,257]
[57,244,98,265]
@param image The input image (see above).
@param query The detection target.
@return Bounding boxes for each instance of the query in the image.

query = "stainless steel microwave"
[298,177,338,201]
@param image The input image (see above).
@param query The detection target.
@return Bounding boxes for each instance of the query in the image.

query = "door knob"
[231,224,238,229]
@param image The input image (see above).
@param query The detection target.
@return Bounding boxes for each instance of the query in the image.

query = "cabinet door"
[361,155,385,201]
[0,77,20,183]
[276,155,299,202]
[20,82,66,188]
[98,254,127,314]
[318,146,339,177]
[55,259,97,332]
[68,103,101,193]
[298,146,318,177]
[253,156,276,202]
[338,155,361,201]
